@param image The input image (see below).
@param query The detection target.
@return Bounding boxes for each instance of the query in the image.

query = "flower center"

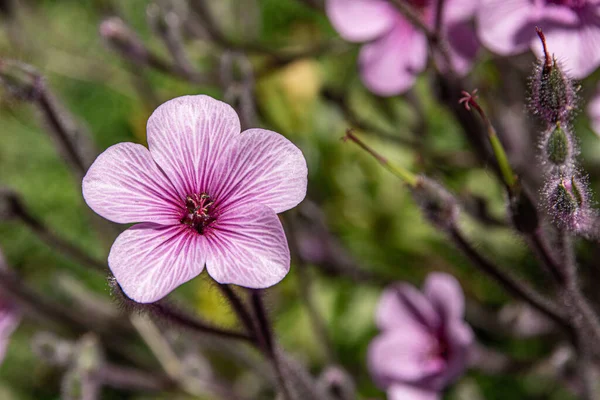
[547,0,587,7]
[408,0,430,9]
[180,193,216,234]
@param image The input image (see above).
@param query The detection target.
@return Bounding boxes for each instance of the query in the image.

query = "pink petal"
[368,329,441,388]
[388,384,440,400]
[477,0,537,55]
[439,321,473,385]
[376,283,440,332]
[588,86,600,135]
[210,128,308,214]
[205,203,290,288]
[146,95,241,199]
[445,19,480,76]
[82,143,182,225]
[443,0,479,22]
[359,19,428,96]
[325,0,396,42]
[423,273,465,323]
[534,10,600,79]
[0,305,20,364]
[108,223,206,303]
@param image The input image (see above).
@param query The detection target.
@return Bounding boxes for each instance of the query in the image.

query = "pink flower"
[477,0,600,79]
[0,250,20,364]
[368,273,473,400]
[325,0,480,96]
[588,85,600,135]
[82,95,308,303]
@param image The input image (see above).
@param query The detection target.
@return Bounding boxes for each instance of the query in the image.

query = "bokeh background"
[2,0,600,399]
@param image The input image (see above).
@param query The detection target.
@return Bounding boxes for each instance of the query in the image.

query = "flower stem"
[147,301,254,343]
[459,89,516,189]
[447,225,569,330]
[343,130,417,187]
[250,291,293,400]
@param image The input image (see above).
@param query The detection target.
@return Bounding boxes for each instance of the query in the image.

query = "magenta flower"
[0,250,20,364]
[478,0,600,79]
[368,273,473,400]
[82,95,308,303]
[325,0,480,96]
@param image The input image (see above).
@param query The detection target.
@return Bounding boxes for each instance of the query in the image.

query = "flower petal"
[0,305,20,364]
[108,223,206,303]
[588,85,600,136]
[376,283,440,332]
[445,19,480,76]
[388,384,440,400]
[440,321,473,386]
[210,128,308,214]
[368,329,440,388]
[423,273,465,323]
[205,203,290,288]
[534,9,600,79]
[359,20,428,96]
[146,95,241,199]
[82,143,182,225]
[325,0,396,42]
[477,0,537,55]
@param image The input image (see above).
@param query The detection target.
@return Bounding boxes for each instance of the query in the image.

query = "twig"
[250,291,293,400]
[447,226,569,330]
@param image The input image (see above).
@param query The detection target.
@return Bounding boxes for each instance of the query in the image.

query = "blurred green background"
[2,0,600,399]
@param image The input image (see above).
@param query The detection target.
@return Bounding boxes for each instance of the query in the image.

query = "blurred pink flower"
[368,273,473,400]
[588,85,600,135]
[0,250,20,364]
[325,0,480,96]
[477,0,600,79]
[82,95,308,303]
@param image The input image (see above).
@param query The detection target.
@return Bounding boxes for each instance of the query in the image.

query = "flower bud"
[508,187,539,234]
[411,176,459,231]
[529,31,576,124]
[0,59,43,101]
[545,175,590,230]
[544,123,572,166]
[317,366,356,400]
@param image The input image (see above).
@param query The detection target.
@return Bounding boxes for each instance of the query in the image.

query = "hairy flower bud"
[411,176,459,231]
[544,123,572,166]
[0,59,43,101]
[317,366,356,400]
[544,175,590,231]
[529,30,576,124]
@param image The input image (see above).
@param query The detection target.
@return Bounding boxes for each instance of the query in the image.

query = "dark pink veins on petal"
[180,193,218,235]
[547,0,587,7]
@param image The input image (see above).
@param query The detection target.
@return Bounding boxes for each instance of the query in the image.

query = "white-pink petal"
[376,283,439,332]
[205,203,290,288]
[82,143,182,225]
[477,0,537,55]
[108,223,207,303]
[535,11,600,79]
[147,95,241,199]
[388,384,440,400]
[0,305,20,364]
[326,0,396,42]
[359,20,428,96]
[211,128,308,214]
[368,329,441,388]
[423,273,465,323]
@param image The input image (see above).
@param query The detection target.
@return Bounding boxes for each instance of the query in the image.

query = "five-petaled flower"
[477,0,600,79]
[368,273,473,400]
[0,249,20,365]
[82,95,308,303]
[325,0,480,96]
